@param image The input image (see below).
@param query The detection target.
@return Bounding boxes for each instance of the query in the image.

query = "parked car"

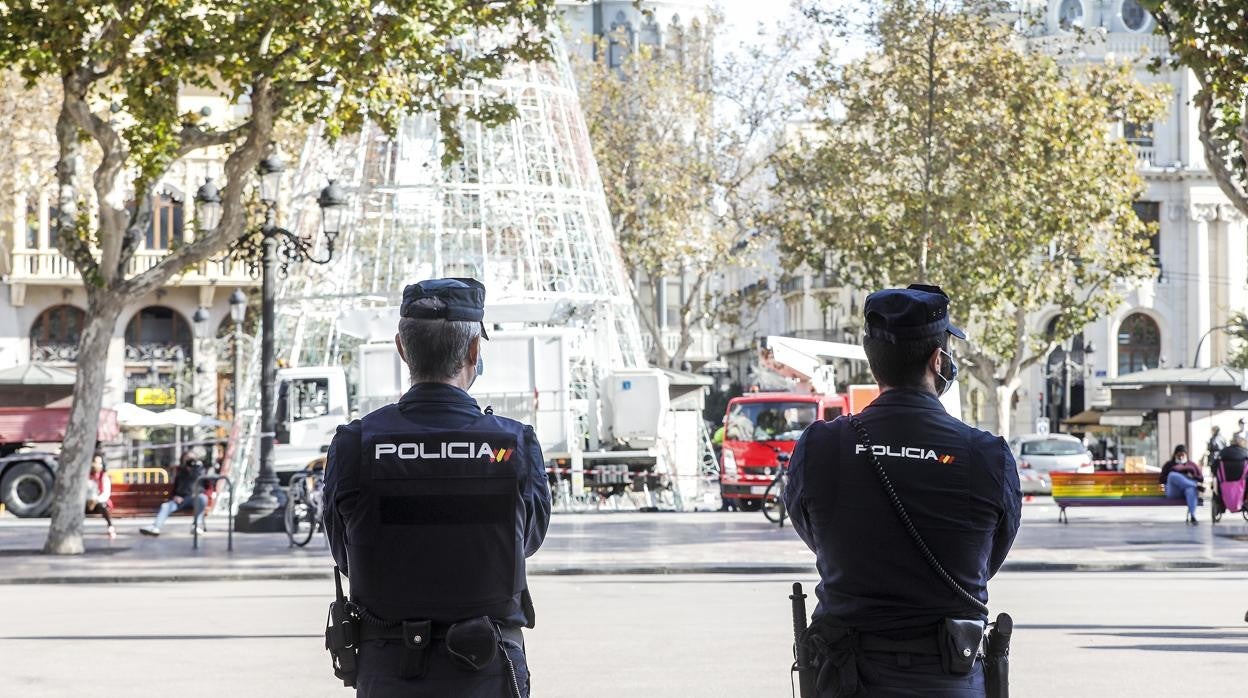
[1009,433,1093,495]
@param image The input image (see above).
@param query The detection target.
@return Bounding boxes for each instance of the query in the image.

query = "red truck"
[719,392,847,510]
[0,407,119,517]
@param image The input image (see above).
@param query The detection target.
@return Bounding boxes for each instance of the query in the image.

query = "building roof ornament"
[1190,203,1220,223]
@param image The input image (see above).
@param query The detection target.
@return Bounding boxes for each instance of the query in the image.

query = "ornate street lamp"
[194,179,223,232]
[236,153,348,532]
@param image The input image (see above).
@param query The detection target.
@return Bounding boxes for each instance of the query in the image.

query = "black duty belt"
[359,621,524,647]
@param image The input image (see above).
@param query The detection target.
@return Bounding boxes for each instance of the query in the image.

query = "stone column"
[1190,204,1218,367]
[1218,204,1248,363]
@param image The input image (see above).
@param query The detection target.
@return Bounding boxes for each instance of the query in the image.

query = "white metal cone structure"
[271,32,646,410]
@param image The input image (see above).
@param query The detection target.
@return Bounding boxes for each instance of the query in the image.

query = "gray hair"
[397,315,480,383]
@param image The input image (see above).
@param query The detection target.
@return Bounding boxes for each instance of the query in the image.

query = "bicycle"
[285,461,325,547]
[762,452,790,527]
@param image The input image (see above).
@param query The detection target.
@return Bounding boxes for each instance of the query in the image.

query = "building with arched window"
[1003,1,1248,464]
[0,85,260,414]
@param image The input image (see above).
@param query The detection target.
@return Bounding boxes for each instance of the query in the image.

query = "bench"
[107,467,221,517]
[1051,472,1199,523]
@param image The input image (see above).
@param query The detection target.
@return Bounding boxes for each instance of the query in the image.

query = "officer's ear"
[394,333,407,364]
[928,345,943,375]
[466,334,481,369]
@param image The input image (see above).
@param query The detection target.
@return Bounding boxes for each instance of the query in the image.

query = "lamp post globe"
[257,153,286,205]
[229,289,247,326]
[194,179,223,233]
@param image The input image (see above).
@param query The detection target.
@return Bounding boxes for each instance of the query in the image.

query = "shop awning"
[1062,409,1105,426]
[1100,410,1146,427]
[0,363,77,386]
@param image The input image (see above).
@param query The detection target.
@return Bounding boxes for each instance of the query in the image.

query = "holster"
[445,616,500,672]
[325,600,360,687]
[937,618,985,675]
[399,620,432,679]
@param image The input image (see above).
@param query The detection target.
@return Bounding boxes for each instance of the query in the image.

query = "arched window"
[608,11,633,68]
[666,15,684,64]
[30,305,86,362]
[147,191,185,250]
[640,15,660,49]
[124,306,192,362]
[1117,313,1160,375]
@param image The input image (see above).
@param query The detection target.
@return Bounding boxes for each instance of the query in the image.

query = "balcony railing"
[8,250,257,285]
[1132,145,1155,167]
[31,343,79,363]
[641,329,718,363]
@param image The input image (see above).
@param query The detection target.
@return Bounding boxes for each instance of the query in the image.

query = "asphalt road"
[2,572,1246,697]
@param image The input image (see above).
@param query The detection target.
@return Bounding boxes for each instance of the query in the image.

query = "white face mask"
[1176,457,1188,464]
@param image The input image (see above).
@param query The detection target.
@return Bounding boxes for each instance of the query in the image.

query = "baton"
[790,582,817,698]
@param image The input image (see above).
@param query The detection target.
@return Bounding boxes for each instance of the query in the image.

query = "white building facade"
[1012,0,1248,448]
[0,86,258,418]
[717,1,1247,446]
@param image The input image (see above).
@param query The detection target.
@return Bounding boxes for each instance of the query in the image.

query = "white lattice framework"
[271,34,646,395]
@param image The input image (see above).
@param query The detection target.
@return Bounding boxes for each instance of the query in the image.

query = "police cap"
[400,278,489,338]
[864,283,966,344]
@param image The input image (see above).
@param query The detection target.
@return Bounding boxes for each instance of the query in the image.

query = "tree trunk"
[42,294,123,555]
[991,382,1018,442]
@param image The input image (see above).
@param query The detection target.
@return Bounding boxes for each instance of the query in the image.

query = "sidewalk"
[2,499,1247,583]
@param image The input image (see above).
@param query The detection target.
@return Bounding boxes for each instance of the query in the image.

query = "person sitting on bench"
[1159,444,1203,525]
[139,448,209,537]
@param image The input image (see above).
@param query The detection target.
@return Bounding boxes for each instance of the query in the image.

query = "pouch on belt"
[445,616,501,671]
[937,618,984,675]
[399,620,432,679]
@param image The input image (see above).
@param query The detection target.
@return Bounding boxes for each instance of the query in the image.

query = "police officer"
[323,278,551,697]
[783,284,1022,697]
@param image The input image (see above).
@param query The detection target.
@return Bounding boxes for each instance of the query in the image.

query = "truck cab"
[719,393,846,510]
[273,367,349,481]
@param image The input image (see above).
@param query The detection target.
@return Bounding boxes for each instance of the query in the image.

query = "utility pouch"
[325,567,359,688]
[446,616,501,672]
[937,618,984,676]
[398,620,432,679]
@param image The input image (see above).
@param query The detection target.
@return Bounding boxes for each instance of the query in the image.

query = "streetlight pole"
[226,152,347,533]
[229,289,246,432]
[1191,320,1248,368]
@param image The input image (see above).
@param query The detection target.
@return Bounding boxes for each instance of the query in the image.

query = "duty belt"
[358,620,525,647]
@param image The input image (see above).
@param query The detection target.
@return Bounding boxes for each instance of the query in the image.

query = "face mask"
[1176,457,1187,464]
[935,348,958,397]
[467,355,484,390]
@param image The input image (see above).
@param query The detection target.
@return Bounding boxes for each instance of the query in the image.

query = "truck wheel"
[737,498,761,512]
[1,462,55,518]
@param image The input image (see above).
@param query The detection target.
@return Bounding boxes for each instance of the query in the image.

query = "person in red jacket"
[85,452,116,539]
[1159,445,1203,524]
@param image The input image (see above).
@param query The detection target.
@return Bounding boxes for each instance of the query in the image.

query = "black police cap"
[863,283,966,344]
[400,278,489,338]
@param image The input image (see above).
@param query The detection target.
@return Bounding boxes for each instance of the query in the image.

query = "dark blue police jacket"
[783,388,1021,631]
[324,382,551,628]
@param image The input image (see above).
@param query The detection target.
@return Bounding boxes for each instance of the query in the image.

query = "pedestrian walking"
[322,278,551,698]
[139,448,209,537]
[783,284,1022,697]
[1160,445,1203,525]
[1207,426,1228,470]
[85,452,116,539]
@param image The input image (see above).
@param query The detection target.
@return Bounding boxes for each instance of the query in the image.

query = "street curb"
[4,559,1248,584]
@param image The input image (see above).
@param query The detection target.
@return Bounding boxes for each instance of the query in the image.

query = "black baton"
[790,582,817,698]
[983,612,1012,698]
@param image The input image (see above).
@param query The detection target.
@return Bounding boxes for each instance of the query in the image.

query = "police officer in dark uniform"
[783,284,1022,697]
[323,278,551,698]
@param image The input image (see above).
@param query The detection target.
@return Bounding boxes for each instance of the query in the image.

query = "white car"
[1009,433,1094,495]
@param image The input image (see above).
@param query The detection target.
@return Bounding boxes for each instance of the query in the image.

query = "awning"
[1100,410,1147,427]
[0,363,77,386]
[1062,409,1105,426]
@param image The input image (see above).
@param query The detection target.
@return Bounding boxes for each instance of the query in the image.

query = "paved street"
[2,572,1246,697]
[2,499,1248,583]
